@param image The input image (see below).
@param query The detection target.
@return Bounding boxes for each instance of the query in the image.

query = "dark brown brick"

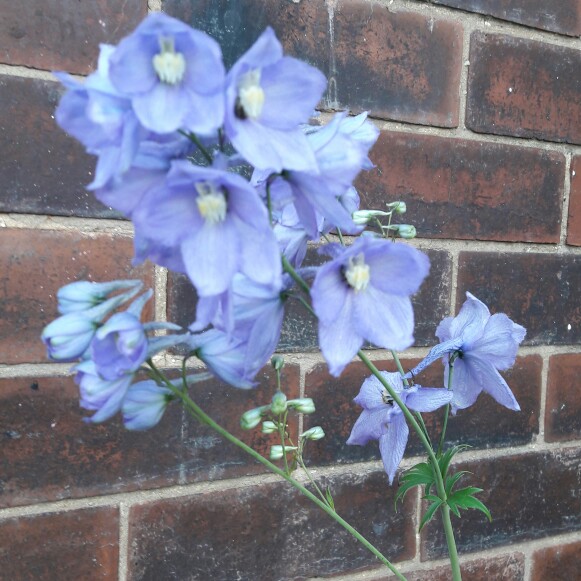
[457,252,581,345]
[421,449,581,559]
[381,552,525,581]
[0,0,147,74]
[433,0,581,37]
[0,76,115,218]
[304,355,540,468]
[467,32,581,145]
[357,132,565,243]
[0,507,118,580]
[532,540,581,581]
[0,229,154,364]
[179,364,301,483]
[0,374,183,508]
[168,248,451,352]
[546,354,581,442]
[332,1,463,127]
[163,0,329,70]
[128,471,416,580]
[567,156,581,246]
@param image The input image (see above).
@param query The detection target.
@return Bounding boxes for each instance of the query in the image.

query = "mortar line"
[538,353,550,442]
[154,265,168,323]
[560,152,573,246]
[456,6,471,131]
[148,0,162,12]
[118,502,130,581]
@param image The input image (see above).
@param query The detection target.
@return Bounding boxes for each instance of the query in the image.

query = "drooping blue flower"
[432,292,526,413]
[132,161,281,296]
[74,359,135,424]
[311,237,430,376]
[57,280,142,314]
[91,291,151,380]
[108,13,225,134]
[224,27,326,172]
[347,371,452,484]
[122,380,173,430]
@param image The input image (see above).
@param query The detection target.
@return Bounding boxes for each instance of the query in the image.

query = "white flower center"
[195,182,227,225]
[153,37,186,85]
[344,253,370,292]
[237,69,265,120]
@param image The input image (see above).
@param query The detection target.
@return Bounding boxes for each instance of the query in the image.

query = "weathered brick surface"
[357,132,565,243]
[546,354,581,442]
[532,540,581,581]
[0,76,112,218]
[304,355,540,467]
[382,552,525,581]
[467,32,581,145]
[0,229,153,364]
[163,0,329,69]
[0,507,119,580]
[457,252,581,345]
[421,449,581,559]
[567,156,581,246]
[433,0,581,37]
[0,374,183,508]
[128,471,416,580]
[332,1,463,127]
[168,248,451,351]
[0,0,147,74]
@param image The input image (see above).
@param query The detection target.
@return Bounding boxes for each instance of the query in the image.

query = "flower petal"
[466,355,520,411]
[406,387,453,413]
[379,413,409,484]
[347,408,388,446]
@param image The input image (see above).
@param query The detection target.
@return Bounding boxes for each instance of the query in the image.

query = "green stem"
[179,130,213,164]
[175,386,407,579]
[442,504,462,580]
[437,360,455,456]
[282,255,311,295]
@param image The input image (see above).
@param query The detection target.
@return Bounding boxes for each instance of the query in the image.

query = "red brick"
[0,0,147,74]
[0,229,154,364]
[381,552,525,581]
[163,0,329,69]
[421,449,581,559]
[433,0,581,37]
[332,1,463,127]
[467,32,581,145]
[128,471,416,580]
[546,354,581,442]
[532,540,581,581]
[457,252,581,345]
[357,132,565,243]
[304,355,540,468]
[567,156,581,246]
[0,507,118,580]
[0,76,114,218]
[0,374,183,508]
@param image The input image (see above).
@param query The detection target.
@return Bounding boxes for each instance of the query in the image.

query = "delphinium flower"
[311,236,430,376]
[131,161,281,297]
[253,112,378,239]
[121,380,174,430]
[412,292,526,413]
[224,27,327,172]
[347,372,452,483]
[108,12,225,135]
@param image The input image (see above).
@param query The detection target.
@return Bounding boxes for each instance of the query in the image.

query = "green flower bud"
[271,391,288,415]
[262,420,278,434]
[301,426,325,440]
[288,397,316,414]
[271,355,285,371]
[352,209,390,225]
[240,405,269,430]
[387,201,407,214]
[270,445,297,461]
[396,224,416,239]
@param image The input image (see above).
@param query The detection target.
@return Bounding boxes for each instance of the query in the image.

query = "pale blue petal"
[379,413,409,485]
[406,387,452,413]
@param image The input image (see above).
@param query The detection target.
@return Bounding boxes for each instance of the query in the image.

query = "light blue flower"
[122,380,173,430]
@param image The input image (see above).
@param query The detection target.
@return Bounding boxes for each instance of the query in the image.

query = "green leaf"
[438,444,470,479]
[419,497,443,531]
[445,471,470,495]
[395,462,436,507]
[325,487,335,511]
[447,486,492,522]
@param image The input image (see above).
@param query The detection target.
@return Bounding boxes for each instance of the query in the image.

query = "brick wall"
[0,0,580,579]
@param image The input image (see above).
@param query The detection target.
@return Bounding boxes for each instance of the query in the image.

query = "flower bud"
[287,398,316,414]
[270,391,288,415]
[396,224,416,239]
[240,405,269,430]
[270,445,297,461]
[387,201,406,214]
[301,426,325,440]
[262,420,278,434]
[271,355,285,371]
[352,209,389,226]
